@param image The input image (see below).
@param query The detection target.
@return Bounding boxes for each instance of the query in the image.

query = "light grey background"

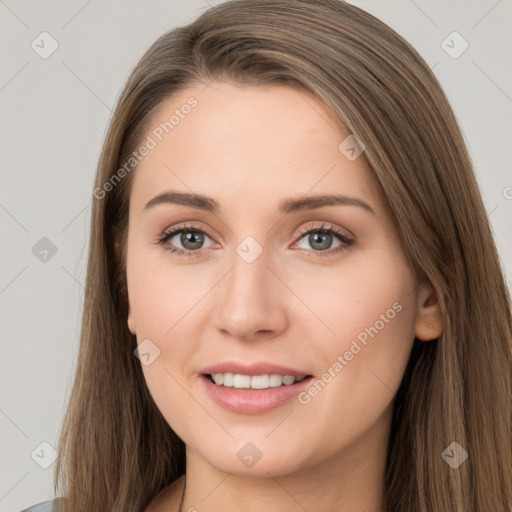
[1,1,510,510]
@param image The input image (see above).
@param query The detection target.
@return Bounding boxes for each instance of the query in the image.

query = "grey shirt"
[20,498,62,512]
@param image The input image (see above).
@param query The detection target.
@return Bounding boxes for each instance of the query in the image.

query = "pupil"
[181,231,203,250]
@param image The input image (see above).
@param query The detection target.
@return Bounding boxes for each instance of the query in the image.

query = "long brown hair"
[54,1,512,510]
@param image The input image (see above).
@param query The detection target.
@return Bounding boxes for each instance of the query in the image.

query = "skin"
[124,81,443,512]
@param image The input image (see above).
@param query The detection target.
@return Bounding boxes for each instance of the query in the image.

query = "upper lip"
[200,361,312,377]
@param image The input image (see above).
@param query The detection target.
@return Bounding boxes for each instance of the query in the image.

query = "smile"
[209,373,306,389]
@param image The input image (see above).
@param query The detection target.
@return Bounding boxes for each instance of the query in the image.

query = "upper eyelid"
[295,222,353,238]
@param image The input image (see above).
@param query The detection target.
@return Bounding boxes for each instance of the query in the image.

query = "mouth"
[199,363,314,414]
[205,372,311,390]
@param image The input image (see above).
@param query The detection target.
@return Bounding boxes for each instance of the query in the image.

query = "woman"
[21,0,512,511]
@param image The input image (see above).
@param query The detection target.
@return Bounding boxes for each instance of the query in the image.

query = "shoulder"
[19,497,64,512]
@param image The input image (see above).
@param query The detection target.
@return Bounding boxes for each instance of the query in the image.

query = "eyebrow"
[144,191,375,216]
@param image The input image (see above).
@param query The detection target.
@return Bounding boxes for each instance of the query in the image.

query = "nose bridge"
[227,235,271,306]
[213,233,287,339]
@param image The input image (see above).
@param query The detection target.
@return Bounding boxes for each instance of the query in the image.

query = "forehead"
[130,81,384,215]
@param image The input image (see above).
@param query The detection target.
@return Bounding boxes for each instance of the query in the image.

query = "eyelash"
[156,222,355,258]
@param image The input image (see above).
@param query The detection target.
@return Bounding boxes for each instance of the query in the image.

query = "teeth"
[269,374,283,387]
[222,373,234,387]
[210,373,306,390]
[251,375,270,389]
[233,374,251,388]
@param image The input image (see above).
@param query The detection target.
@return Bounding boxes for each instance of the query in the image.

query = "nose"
[212,244,289,342]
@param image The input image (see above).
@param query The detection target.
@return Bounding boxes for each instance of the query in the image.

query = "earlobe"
[414,281,443,341]
[127,298,136,335]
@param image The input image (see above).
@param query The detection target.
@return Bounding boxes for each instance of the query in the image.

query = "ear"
[113,230,136,335]
[414,280,443,341]
[127,302,136,335]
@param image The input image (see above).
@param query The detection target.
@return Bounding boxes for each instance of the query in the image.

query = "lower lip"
[201,375,313,414]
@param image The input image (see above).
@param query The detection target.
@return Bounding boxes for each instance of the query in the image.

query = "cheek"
[129,262,213,445]
[280,249,417,353]
[129,265,213,383]
[126,239,227,418]
[289,253,417,452]
[140,362,212,458]
[127,238,215,338]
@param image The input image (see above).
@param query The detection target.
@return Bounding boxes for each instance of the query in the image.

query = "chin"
[195,438,317,478]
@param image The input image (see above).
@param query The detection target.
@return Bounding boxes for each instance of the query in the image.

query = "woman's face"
[125,81,434,477]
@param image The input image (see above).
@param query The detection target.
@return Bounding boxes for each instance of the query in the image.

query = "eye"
[157,221,355,258]
[292,223,354,256]
[157,223,215,257]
